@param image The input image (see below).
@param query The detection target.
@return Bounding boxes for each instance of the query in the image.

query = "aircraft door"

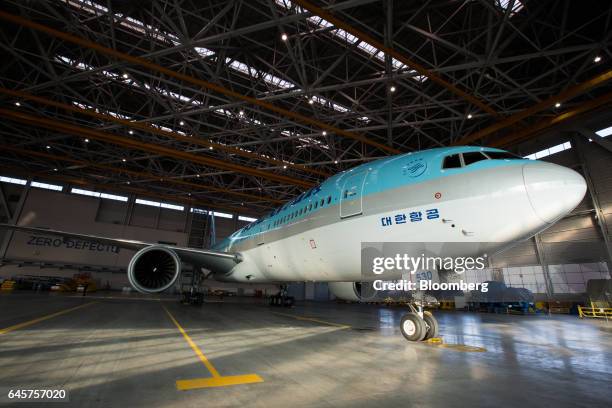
[340,170,368,218]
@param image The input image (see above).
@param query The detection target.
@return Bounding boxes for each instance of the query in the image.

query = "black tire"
[399,313,426,341]
[422,311,439,340]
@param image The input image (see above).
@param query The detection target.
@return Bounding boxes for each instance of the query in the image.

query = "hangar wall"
[464,132,612,300]
[0,184,254,291]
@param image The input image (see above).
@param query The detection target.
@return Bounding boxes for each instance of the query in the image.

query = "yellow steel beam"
[0,10,400,155]
[0,145,285,204]
[456,69,612,146]
[492,90,612,147]
[0,87,330,178]
[0,108,315,188]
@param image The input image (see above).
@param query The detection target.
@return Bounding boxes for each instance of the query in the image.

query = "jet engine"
[328,281,377,302]
[127,246,181,293]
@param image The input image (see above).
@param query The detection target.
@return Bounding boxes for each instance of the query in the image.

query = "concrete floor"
[0,292,610,408]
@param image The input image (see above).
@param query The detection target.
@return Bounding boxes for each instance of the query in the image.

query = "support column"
[0,181,31,259]
[572,135,612,276]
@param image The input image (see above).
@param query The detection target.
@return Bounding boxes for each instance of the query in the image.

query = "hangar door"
[340,170,368,218]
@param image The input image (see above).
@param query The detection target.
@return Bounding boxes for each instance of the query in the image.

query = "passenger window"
[314,201,318,209]
[462,152,488,166]
[327,196,331,204]
[320,199,324,206]
[308,203,312,211]
[443,154,462,169]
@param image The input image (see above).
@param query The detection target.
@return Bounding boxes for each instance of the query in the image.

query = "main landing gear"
[269,284,295,307]
[399,304,439,342]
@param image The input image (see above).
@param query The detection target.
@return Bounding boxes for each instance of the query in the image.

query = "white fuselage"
[219,160,586,284]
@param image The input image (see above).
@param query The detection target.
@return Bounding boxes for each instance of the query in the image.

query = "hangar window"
[71,188,128,202]
[239,215,257,222]
[442,154,462,169]
[483,151,522,160]
[0,176,27,185]
[523,142,572,160]
[136,199,184,211]
[462,152,488,166]
[31,181,63,191]
[213,211,233,219]
[191,208,208,215]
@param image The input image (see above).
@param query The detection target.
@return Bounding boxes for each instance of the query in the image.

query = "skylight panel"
[496,0,524,15]
[595,125,612,137]
[275,0,428,82]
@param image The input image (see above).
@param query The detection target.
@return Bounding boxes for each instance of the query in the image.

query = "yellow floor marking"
[273,312,351,329]
[163,306,263,390]
[176,374,263,391]
[0,301,97,336]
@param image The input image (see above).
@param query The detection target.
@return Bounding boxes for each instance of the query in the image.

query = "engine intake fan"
[127,246,181,293]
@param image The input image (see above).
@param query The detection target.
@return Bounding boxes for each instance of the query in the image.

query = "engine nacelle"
[328,281,377,302]
[127,246,181,293]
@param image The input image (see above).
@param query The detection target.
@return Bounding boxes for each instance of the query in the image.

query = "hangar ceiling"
[0,0,611,216]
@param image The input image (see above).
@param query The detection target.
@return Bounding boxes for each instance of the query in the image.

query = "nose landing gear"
[399,304,439,341]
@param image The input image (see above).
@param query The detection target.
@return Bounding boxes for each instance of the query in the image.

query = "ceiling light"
[179,120,185,126]
[126,181,130,185]
[308,99,314,105]
[283,165,287,169]
[594,55,602,63]
[390,85,396,93]
[84,138,89,143]
[14,102,20,107]
[467,114,473,119]
[334,160,338,164]
[281,33,288,41]
[122,73,129,79]
[46,145,51,149]
[53,168,58,172]
[322,131,327,136]
[128,130,134,135]
[239,110,244,116]
[122,158,127,162]
[555,102,561,108]
[196,174,200,178]
[209,146,213,150]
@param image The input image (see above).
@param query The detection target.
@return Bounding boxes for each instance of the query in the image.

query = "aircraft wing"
[0,223,241,274]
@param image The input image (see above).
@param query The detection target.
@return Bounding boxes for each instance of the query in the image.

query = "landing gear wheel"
[422,311,439,340]
[400,313,426,341]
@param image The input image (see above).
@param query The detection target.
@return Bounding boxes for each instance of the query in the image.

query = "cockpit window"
[462,152,488,166]
[442,154,462,169]
[483,151,522,160]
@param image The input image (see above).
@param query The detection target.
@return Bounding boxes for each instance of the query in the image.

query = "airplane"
[0,145,587,341]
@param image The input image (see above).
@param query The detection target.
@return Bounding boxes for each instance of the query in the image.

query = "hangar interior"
[0,0,611,407]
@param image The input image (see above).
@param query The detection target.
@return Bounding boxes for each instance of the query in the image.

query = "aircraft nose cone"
[523,162,587,224]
